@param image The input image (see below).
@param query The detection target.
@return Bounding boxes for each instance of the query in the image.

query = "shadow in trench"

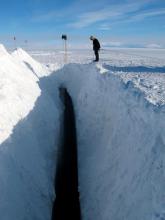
[52,88,81,220]
[104,64,165,73]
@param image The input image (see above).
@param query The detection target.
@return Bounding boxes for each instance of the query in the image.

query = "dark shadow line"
[104,65,165,73]
[52,87,81,220]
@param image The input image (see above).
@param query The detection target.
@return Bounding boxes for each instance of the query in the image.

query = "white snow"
[31,48,165,105]
[0,45,61,220]
[12,48,50,78]
[0,44,40,144]
[41,63,165,220]
[0,44,165,220]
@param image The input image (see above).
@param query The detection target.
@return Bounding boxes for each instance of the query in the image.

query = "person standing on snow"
[90,36,101,62]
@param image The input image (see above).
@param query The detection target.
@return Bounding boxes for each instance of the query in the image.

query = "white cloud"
[31,0,164,33]
[68,1,150,28]
[146,43,162,48]
[99,24,111,31]
[129,8,165,22]
[69,10,120,28]
[102,41,123,47]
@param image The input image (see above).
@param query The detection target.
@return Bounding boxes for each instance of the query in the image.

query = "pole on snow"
[13,36,17,50]
[25,40,28,50]
[62,35,67,63]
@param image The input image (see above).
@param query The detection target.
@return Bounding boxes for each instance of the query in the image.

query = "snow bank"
[0,86,60,220]
[0,44,40,144]
[46,64,165,220]
[0,44,9,56]
[0,45,61,219]
[12,48,50,77]
[103,64,165,106]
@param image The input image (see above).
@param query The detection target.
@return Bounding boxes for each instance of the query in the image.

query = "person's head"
[90,36,95,40]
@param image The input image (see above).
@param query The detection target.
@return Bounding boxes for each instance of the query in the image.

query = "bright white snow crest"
[0,44,60,219]
[0,44,165,220]
[0,44,9,56]
[12,47,50,77]
[0,45,40,144]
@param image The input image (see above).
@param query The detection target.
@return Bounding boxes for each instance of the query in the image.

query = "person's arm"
[97,40,101,50]
[95,39,100,50]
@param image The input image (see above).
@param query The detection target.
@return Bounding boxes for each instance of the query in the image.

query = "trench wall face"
[50,64,165,220]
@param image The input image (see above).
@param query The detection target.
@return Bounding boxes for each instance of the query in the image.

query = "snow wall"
[0,44,165,220]
[44,64,165,220]
[0,45,61,220]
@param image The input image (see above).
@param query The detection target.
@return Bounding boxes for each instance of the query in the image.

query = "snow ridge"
[0,44,9,56]
[12,48,50,77]
[0,45,41,144]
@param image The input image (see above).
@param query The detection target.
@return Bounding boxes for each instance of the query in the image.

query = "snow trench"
[51,88,81,220]
[45,64,165,220]
[1,61,165,220]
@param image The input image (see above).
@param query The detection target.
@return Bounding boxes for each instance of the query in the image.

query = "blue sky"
[0,0,165,49]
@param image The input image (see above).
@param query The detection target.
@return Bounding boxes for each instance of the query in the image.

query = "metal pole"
[62,35,68,64]
[64,40,67,63]
[14,36,16,50]
[25,40,28,51]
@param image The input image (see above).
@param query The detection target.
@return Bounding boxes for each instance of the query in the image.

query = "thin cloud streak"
[68,1,164,28]
[99,24,111,31]
[107,8,165,27]
[69,2,145,28]
[129,8,165,21]
[32,0,153,25]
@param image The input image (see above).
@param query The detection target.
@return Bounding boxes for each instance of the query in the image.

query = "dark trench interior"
[51,88,81,220]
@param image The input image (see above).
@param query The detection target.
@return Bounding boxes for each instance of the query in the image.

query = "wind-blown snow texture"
[0,45,165,220]
[32,48,165,105]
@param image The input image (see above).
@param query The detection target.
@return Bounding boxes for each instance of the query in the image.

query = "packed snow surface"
[31,48,165,105]
[0,45,165,220]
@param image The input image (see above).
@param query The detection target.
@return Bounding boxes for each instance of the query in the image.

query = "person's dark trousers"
[94,50,99,61]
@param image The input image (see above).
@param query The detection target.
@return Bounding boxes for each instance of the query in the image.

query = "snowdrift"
[0,44,165,220]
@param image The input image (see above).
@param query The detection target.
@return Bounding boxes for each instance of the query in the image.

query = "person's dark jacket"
[93,38,101,51]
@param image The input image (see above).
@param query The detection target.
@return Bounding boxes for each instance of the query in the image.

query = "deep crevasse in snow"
[0,44,165,220]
